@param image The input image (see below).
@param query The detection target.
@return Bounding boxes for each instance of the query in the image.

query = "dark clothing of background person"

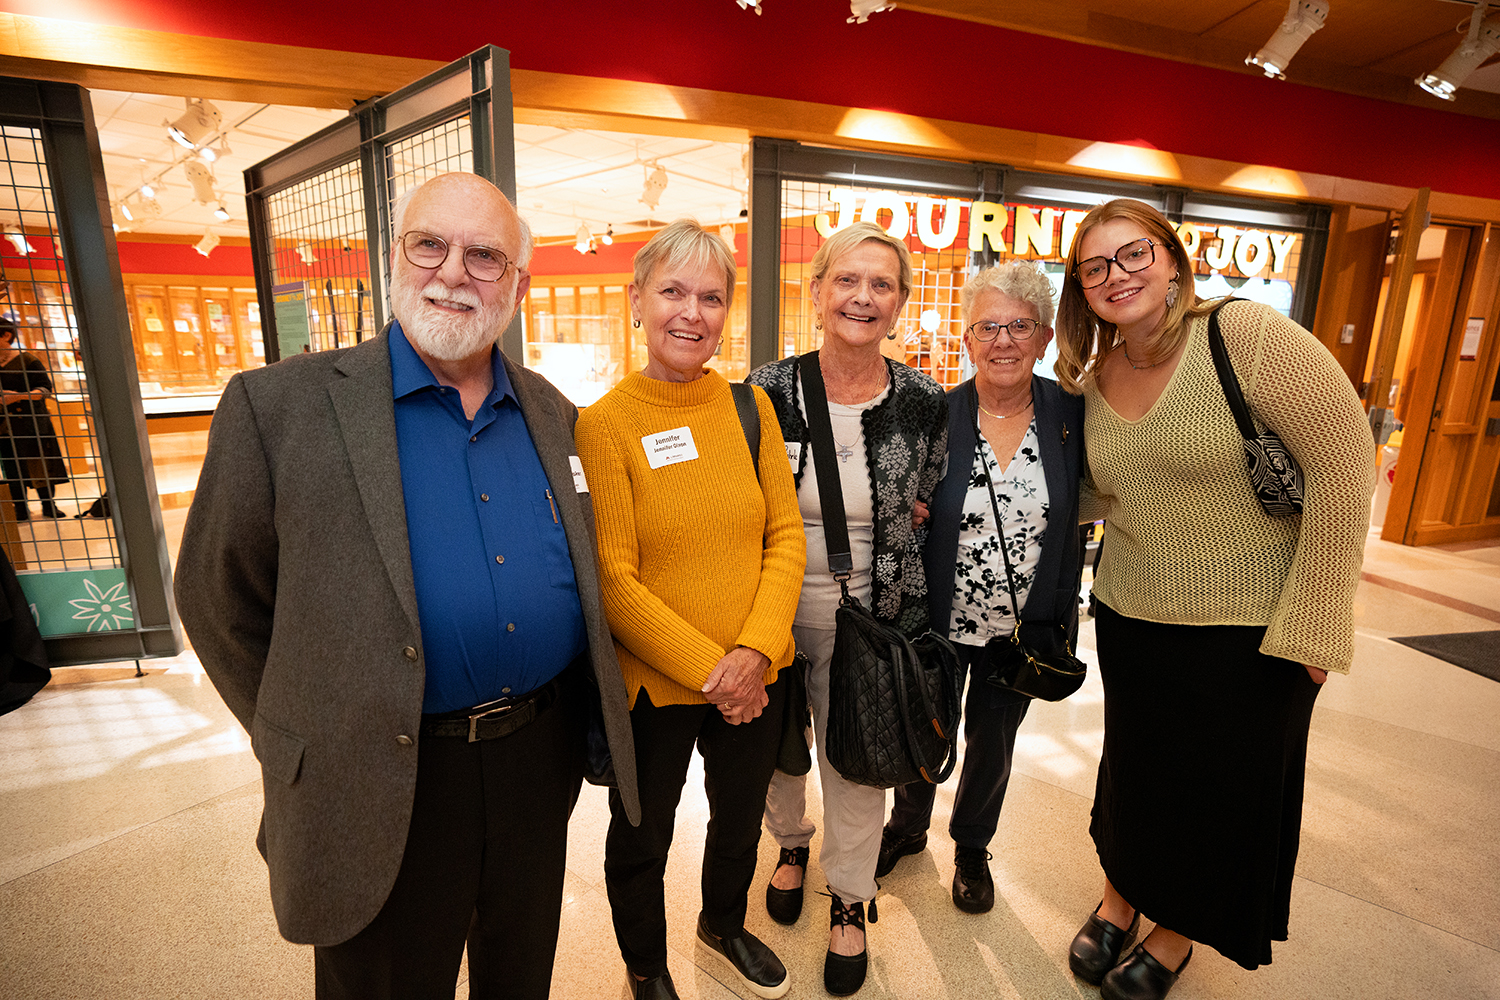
[0,351,69,520]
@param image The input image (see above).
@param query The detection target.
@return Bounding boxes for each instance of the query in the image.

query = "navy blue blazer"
[923,374,1086,642]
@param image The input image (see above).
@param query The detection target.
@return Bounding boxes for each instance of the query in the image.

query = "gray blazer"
[174,328,639,946]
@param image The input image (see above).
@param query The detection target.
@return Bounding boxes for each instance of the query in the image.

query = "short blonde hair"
[1055,198,1204,394]
[960,261,1055,329]
[810,221,913,305]
[632,219,737,308]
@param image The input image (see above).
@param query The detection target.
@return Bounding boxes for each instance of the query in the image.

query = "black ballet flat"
[1068,902,1140,984]
[765,845,808,925]
[1101,943,1192,1000]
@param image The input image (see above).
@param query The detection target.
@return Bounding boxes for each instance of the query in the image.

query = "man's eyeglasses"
[398,231,512,283]
[967,317,1041,342]
[1075,238,1157,289]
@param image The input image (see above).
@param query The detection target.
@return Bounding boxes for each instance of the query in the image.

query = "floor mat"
[1389,631,1500,682]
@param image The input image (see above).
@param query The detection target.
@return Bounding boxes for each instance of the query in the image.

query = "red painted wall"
[6,0,1499,201]
[116,239,254,277]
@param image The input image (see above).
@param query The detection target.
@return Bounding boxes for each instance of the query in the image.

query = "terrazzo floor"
[2,534,1498,999]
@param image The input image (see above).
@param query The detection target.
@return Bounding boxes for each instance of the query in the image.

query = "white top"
[794,379,890,630]
[948,419,1050,646]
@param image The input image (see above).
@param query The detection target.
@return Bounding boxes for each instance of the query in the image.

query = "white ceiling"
[87,90,749,244]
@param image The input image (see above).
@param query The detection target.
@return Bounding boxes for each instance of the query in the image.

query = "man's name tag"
[642,426,699,469]
[785,441,801,470]
[569,455,589,493]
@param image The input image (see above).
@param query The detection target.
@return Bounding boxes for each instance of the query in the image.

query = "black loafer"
[824,891,870,997]
[1068,902,1140,985]
[951,846,994,913]
[874,826,927,878]
[696,912,789,999]
[1101,943,1192,1000]
[765,845,808,925]
[629,970,680,1000]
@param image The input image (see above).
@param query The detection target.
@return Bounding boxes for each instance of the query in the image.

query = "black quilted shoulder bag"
[799,354,960,789]
[1206,299,1305,518]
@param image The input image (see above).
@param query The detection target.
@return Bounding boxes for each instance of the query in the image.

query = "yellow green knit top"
[1083,300,1376,673]
[575,370,806,707]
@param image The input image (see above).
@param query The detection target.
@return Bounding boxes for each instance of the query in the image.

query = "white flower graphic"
[68,579,134,632]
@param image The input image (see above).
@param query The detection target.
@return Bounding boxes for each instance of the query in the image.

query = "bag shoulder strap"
[730,381,760,483]
[1204,298,1258,441]
[973,399,1026,625]
[797,353,854,581]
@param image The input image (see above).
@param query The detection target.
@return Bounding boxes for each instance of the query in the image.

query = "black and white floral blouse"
[948,420,1050,646]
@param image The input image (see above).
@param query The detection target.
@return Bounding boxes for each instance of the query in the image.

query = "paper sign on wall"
[1460,317,1484,361]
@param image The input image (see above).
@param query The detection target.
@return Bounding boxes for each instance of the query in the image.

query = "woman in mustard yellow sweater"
[575,220,806,1000]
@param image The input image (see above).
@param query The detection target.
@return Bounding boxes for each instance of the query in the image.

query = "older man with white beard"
[176,172,639,1000]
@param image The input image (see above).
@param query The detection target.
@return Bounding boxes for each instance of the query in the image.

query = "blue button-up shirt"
[389,323,587,713]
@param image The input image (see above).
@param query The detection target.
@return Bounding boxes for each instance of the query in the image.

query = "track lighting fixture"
[1417,5,1500,102]
[198,138,232,163]
[736,0,763,13]
[194,229,220,258]
[848,0,895,24]
[295,242,317,264]
[166,99,223,149]
[1245,0,1328,80]
[185,160,216,205]
[601,226,614,246]
[119,201,135,223]
[4,225,34,256]
[719,224,736,247]
[110,204,133,233]
[574,222,596,255]
[213,203,231,222]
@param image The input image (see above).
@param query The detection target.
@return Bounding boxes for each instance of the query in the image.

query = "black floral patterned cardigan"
[747,353,949,638]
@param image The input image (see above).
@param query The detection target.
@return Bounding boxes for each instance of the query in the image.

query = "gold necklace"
[1122,343,1164,370]
[978,398,1033,420]
[821,357,888,404]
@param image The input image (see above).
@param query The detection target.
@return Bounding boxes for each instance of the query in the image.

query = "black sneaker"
[951,846,994,913]
[874,826,927,878]
[696,912,789,999]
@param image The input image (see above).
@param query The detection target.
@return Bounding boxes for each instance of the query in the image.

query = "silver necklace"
[1122,343,1164,370]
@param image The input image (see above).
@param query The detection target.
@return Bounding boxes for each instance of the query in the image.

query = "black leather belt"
[420,677,561,743]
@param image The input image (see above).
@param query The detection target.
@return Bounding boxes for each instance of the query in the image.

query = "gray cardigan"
[924,374,1086,641]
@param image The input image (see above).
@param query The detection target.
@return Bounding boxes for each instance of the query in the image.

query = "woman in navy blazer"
[875,261,1086,913]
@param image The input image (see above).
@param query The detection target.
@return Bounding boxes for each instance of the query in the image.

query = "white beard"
[392,276,511,362]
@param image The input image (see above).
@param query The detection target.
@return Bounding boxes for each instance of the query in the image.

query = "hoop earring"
[1165,276,1180,309]
[632,318,641,329]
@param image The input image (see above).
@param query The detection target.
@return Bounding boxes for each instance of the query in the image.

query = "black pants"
[313,684,584,1000]
[889,641,1030,849]
[604,680,784,978]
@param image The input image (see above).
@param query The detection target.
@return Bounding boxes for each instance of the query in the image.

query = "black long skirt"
[1090,601,1320,970]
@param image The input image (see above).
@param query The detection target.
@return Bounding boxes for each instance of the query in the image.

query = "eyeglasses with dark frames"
[398,231,512,283]
[1075,238,1157,289]
[966,317,1041,342]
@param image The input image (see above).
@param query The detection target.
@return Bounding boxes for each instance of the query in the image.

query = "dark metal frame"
[245,46,518,363]
[0,77,182,665]
[747,138,1332,364]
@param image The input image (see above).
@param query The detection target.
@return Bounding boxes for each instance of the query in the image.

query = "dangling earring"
[632,317,641,329]
[814,318,823,331]
[1165,274,1180,309]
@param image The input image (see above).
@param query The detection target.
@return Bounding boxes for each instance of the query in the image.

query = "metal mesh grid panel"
[264,159,375,354]
[780,179,974,388]
[0,124,121,573]
[381,116,473,325]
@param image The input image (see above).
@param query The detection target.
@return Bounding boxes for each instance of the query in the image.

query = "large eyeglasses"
[1075,238,1157,288]
[398,231,512,283]
[967,317,1040,341]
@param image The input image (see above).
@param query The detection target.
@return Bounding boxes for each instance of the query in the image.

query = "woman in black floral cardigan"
[750,221,947,996]
[875,261,1085,917]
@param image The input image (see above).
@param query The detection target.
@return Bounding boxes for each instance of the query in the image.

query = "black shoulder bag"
[973,413,1087,701]
[1206,299,1305,518]
[800,353,960,788]
[731,381,813,777]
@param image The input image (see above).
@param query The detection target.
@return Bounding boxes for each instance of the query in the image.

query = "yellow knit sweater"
[575,370,806,707]
[1082,300,1376,673]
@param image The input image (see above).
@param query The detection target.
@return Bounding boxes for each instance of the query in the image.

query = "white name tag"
[642,426,699,469]
[785,441,801,470]
[569,455,589,494]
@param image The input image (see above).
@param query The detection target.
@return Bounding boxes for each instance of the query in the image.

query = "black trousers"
[604,680,784,978]
[313,684,584,1000]
[888,641,1030,849]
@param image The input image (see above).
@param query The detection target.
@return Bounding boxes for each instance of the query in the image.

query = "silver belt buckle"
[467,696,517,742]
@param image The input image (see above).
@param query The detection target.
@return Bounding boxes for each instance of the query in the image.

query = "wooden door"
[1382,221,1500,544]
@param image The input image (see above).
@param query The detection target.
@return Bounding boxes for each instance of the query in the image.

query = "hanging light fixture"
[166,99,223,149]
[1417,5,1500,101]
[194,229,220,258]
[1245,0,1329,80]
[640,162,668,210]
